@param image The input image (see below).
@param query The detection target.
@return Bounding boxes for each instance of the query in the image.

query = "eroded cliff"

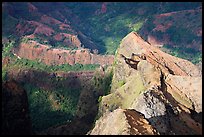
[13,40,114,66]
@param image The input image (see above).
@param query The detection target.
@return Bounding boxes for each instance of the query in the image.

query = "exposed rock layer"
[13,41,114,66]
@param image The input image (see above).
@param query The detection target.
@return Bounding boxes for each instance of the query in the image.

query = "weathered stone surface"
[97,32,202,135]
[165,74,202,113]
[89,109,158,135]
[130,89,169,134]
[116,32,201,77]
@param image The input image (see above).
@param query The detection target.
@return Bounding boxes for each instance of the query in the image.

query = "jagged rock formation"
[13,40,114,66]
[92,32,202,135]
[88,109,158,135]
[2,80,32,135]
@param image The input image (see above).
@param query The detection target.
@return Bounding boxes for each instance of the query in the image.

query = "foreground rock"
[95,32,202,135]
[89,109,158,135]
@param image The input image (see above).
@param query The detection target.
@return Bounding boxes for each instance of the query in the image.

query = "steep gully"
[5,64,107,135]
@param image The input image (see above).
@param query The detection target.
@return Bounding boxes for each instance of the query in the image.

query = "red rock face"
[54,33,64,41]
[49,32,82,48]
[14,41,114,66]
[40,14,61,25]
[40,14,73,32]
[15,20,55,37]
[15,22,35,36]
[33,24,55,36]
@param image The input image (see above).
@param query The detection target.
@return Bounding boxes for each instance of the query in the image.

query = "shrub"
[118,80,126,87]
[98,96,103,103]
[34,45,39,48]
[2,40,16,58]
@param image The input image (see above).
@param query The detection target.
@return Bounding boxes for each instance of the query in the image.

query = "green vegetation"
[23,80,81,132]
[66,2,201,55]
[140,9,202,65]
[20,37,33,44]
[2,41,101,132]
[2,67,8,81]
[166,26,198,44]
[102,72,146,112]
[2,12,18,37]
[98,96,103,103]
[163,44,202,64]
[118,80,126,87]
[2,38,100,83]
[20,58,98,72]
[5,55,99,73]
[2,40,16,58]
[93,68,113,95]
[3,2,201,57]
[65,3,146,55]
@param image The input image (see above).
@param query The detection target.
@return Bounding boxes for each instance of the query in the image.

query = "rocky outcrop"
[13,40,114,66]
[53,33,82,48]
[130,88,169,134]
[2,80,32,135]
[165,74,202,113]
[115,32,201,77]
[96,32,202,135]
[89,109,158,135]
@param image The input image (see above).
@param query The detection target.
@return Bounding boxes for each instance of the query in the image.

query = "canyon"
[2,31,202,135]
[2,2,202,135]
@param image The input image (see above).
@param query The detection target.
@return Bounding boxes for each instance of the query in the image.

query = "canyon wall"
[13,41,114,66]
